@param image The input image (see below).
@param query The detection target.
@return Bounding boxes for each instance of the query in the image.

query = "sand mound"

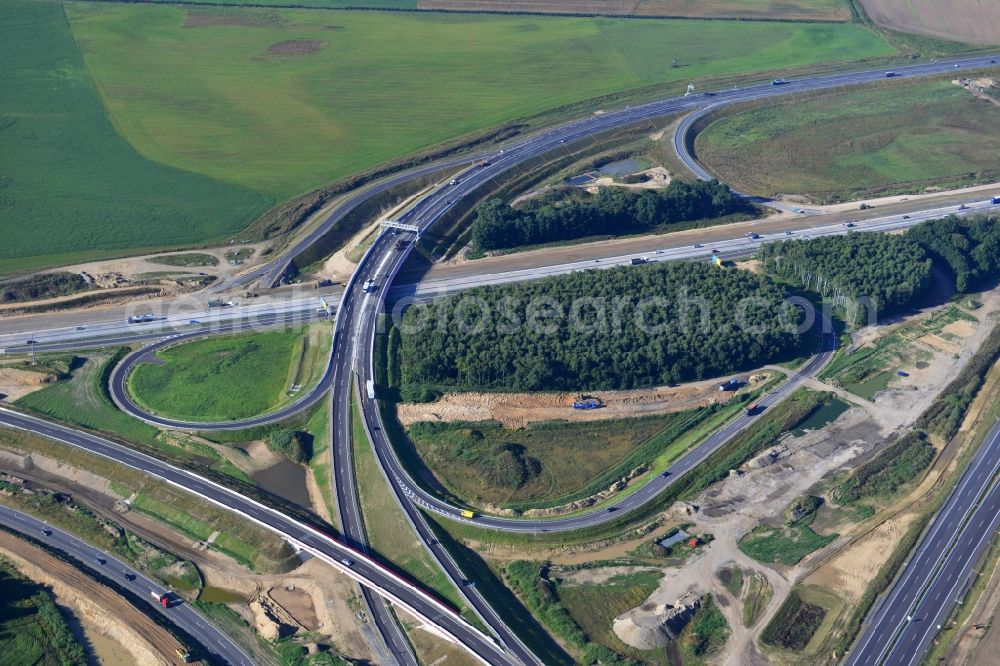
[613,596,701,649]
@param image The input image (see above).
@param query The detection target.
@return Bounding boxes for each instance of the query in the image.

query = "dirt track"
[418,0,849,21]
[0,531,180,665]
[396,372,765,428]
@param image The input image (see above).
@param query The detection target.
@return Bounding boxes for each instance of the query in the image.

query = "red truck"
[150,590,170,608]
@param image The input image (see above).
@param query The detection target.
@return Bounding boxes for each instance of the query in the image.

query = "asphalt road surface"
[0,503,253,666]
[846,422,1000,666]
[4,54,999,665]
[0,407,516,666]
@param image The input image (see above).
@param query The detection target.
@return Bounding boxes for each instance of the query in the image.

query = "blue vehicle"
[572,398,602,410]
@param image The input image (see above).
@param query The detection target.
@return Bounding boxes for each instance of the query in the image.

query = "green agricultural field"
[695,79,1000,202]
[146,0,417,6]
[428,0,850,21]
[67,3,895,202]
[128,325,329,421]
[0,0,269,276]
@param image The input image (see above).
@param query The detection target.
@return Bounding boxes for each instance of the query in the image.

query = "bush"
[761,591,825,651]
[835,432,935,502]
[267,429,314,464]
[505,561,587,647]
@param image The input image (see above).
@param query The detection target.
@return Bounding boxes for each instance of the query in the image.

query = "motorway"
[4,196,998,355]
[846,422,1000,666]
[2,54,999,665]
[0,407,516,666]
[0,503,253,666]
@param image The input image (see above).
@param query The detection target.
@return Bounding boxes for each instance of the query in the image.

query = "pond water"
[252,458,311,509]
[199,586,245,604]
[791,398,851,437]
[565,173,595,186]
[596,158,648,176]
[564,158,649,186]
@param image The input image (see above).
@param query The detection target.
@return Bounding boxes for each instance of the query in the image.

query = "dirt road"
[0,530,180,665]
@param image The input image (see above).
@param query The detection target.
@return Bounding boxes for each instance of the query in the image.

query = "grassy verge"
[424,515,574,665]
[128,325,329,422]
[17,350,161,447]
[694,78,1000,202]
[350,393,463,609]
[304,404,338,528]
[0,476,201,595]
[14,350,253,482]
[0,557,87,665]
[0,427,298,574]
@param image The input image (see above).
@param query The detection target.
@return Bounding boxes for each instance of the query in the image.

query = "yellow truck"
[460,510,476,519]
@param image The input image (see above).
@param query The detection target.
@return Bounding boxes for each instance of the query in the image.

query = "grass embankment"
[0,273,92,303]
[128,325,329,422]
[739,496,837,566]
[0,476,201,595]
[147,253,220,268]
[434,388,827,551]
[0,428,297,573]
[0,0,268,276]
[68,3,895,204]
[424,515,575,665]
[407,406,732,509]
[350,395,463,609]
[15,350,249,481]
[695,79,1000,202]
[742,573,773,627]
[0,557,87,666]
[304,405,338,526]
[504,560,666,664]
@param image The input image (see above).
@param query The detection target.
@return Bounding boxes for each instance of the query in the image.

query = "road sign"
[381,220,419,235]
